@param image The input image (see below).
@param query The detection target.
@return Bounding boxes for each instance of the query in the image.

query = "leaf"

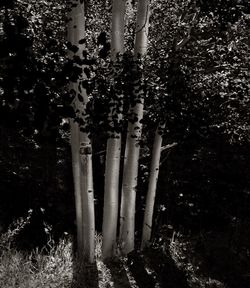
[78,94,84,102]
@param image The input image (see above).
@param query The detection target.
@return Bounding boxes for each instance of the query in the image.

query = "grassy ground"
[0,238,73,288]
[1,215,249,288]
[0,231,136,288]
[0,212,72,288]
[0,214,133,288]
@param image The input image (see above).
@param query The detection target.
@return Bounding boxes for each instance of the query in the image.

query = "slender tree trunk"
[102,0,126,259]
[141,122,165,250]
[119,0,150,255]
[80,138,95,263]
[70,120,84,251]
[67,0,95,263]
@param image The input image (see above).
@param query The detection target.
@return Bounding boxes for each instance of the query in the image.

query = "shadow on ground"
[71,239,99,288]
[106,248,189,288]
[142,248,189,288]
[106,259,131,288]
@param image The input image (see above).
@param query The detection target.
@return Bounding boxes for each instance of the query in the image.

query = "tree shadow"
[105,258,131,288]
[105,248,190,288]
[193,228,250,288]
[199,246,250,288]
[71,239,99,288]
[143,247,190,288]
[127,251,157,288]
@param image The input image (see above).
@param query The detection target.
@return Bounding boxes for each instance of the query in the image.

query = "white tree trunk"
[68,0,95,263]
[103,139,121,258]
[70,119,83,252]
[119,0,150,255]
[102,0,126,259]
[141,122,165,250]
[80,140,95,263]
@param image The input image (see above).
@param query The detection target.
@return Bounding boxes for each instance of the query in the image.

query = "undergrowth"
[2,211,238,288]
[0,212,116,288]
[0,211,73,288]
[169,234,226,288]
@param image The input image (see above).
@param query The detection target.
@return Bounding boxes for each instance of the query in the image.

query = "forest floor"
[93,235,250,288]
[1,226,250,288]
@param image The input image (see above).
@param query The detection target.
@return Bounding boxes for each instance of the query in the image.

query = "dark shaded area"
[143,247,189,288]
[193,228,250,288]
[127,251,156,288]
[149,136,250,288]
[160,227,250,288]
[106,258,131,288]
[0,126,76,249]
[156,136,250,233]
[71,259,99,288]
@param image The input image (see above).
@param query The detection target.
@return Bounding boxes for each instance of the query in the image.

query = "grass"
[0,214,121,288]
[2,212,238,288]
[95,234,114,288]
[0,212,73,288]
[0,237,73,288]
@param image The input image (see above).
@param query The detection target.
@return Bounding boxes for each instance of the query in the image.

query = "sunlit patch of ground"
[95,234,115,288]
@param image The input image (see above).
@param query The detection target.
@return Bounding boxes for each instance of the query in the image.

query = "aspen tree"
[67,0,95,263]
[141,122,165,250]
[102,0,127,259]
[139,2,198,250]
[119,0,150,254]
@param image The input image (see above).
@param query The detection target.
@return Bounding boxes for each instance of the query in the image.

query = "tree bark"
[102,0,126,259]
[67,0,95,263]
[70,120,83,252]
[119,0,150,255]
[141,122,165,250]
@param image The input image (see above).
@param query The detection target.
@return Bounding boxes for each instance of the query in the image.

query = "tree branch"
[161,142,178,152]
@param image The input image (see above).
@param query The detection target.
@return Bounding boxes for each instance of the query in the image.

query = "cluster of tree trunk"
[68,0,164,263]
